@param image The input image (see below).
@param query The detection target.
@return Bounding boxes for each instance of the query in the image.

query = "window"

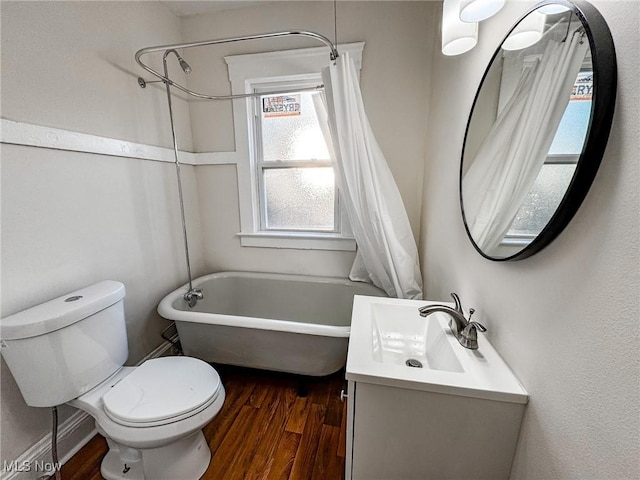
[504,69,593,244]
[224,42,364,250]
[253,81,339,233]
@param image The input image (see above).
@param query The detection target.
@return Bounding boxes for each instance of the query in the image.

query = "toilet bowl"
[0,281,225,480]
[70,356,225,480]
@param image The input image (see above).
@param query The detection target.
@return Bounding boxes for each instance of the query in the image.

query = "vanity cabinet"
[345,295,529,480]
[345,379,525,480]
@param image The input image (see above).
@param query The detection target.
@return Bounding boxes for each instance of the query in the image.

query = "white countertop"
[346,295,529,404]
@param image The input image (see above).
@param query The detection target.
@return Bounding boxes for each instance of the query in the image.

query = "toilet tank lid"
[0,281,125,341]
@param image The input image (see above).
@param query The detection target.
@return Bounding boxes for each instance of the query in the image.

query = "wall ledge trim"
[0,119,239,166]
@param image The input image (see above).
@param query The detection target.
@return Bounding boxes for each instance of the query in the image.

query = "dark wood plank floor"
[61,366,347,480]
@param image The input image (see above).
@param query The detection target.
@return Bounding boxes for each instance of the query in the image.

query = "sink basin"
[371,303,463,373]
[347,295,528,403]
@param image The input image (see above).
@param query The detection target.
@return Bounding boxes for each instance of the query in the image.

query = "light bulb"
[459,0,506,23]
[537,4,571,15]
[502,11,546,51]
[442,0,478,56]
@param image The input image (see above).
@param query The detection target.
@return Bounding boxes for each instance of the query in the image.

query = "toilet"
[0,281,225,480]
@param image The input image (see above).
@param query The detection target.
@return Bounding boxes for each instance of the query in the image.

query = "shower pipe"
[135,30,339,99]
[135,31,339,307]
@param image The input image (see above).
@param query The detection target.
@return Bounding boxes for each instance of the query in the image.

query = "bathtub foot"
[296,381,309,397]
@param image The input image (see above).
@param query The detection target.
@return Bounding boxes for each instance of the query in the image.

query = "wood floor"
[60,366,348,480]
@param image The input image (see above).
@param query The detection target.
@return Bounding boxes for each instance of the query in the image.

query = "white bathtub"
[157,271,387,376]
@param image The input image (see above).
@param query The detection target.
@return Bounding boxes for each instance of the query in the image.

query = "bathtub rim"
[157,271,384,338]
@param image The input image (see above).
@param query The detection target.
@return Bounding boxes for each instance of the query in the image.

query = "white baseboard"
[1,410,97,480]
[1,338,177,480]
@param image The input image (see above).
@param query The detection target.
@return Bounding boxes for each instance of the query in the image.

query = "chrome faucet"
[183,288,203,308]
[418,293,486,350]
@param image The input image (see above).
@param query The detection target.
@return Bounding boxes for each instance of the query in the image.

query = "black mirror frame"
[460,0,617,261]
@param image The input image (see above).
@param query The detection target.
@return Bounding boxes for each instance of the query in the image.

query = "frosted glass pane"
[508,164,576,237]
[261,92,330,162]
[264,168,335,231]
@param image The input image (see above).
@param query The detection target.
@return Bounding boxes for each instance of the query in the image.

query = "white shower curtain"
[320,52,423,300]
[463,31,588,253]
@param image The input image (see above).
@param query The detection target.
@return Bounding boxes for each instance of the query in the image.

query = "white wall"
[421,1,640,478]
[1,0,201,465]
[180,1,436,276]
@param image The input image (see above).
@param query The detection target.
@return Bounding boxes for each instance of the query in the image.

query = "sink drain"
[405,358,423,368]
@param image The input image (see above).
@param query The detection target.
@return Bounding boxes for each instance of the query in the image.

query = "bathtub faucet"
[418,293,486,350]
[184,288,203,308]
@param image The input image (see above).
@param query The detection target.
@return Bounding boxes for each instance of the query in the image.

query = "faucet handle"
[450,293,463,314]
[459,319,487,350]
[467,321,487,333]
[466,308,486,331]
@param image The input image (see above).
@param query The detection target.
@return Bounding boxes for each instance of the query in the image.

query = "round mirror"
[460,0,616,261]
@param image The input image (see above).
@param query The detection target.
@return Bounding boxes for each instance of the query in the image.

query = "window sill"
[500,236,536,247]
[237,232,356,251]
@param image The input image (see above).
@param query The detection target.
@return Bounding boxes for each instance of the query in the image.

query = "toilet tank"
[0,281,128,407]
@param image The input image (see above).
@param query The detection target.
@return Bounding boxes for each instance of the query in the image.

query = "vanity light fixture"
[502,10,546,50]
[459,0,506,23]
[442,0,478,56]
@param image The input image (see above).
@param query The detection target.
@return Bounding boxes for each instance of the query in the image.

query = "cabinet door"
[350,382,522,479]
[344,380,356,480]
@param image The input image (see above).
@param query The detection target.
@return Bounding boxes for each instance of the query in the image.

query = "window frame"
[499,62,593,247]
[502,153,581,245]
[224,42,365,250]
[252,79,341,235]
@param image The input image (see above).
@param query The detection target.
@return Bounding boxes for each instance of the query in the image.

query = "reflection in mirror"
[461,2,603,260]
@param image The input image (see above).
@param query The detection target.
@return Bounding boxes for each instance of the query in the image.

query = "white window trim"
[225,42,365,251]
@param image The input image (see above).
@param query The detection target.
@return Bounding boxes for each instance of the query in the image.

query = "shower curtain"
[320,52,423,300]
[462,30,589,253]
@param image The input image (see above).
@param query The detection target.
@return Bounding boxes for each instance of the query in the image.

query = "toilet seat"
[103,356,222,428]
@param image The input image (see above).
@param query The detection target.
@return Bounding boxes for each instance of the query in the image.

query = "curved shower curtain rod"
[135,30,340,100]
[135,30,340,308]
